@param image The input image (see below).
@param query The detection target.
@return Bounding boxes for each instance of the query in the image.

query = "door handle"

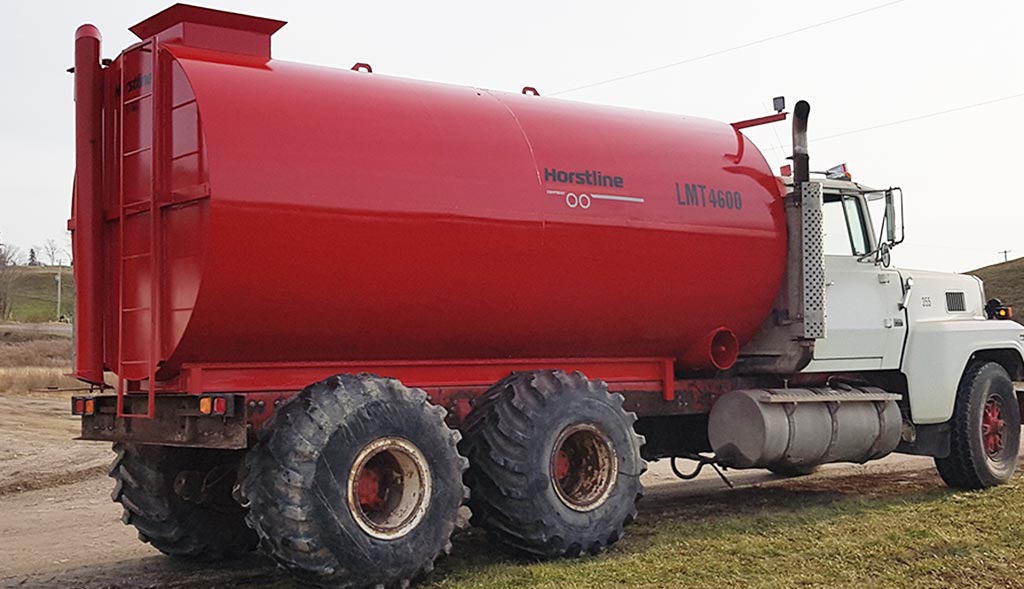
[898,276,914,310]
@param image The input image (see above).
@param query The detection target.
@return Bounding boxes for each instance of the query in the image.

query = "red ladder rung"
[115,42,160,420]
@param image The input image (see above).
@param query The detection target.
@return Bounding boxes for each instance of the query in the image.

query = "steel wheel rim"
[982,395,1006,457]
[347,437,431,540]
[551,423,618,512]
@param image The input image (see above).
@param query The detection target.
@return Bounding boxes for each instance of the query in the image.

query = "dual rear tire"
[239,374,468,588]
[460,370,646,558]
[109,443,257,559]
[111,370,647,586]
[237,370,643,586]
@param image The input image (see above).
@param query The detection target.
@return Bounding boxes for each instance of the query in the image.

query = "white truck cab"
[721,102,1021,490]
[799,174,1024,466]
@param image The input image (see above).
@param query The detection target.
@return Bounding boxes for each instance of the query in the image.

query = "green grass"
[6,266,75,322]
[971,257,1024,308]
[427,471,1024,589]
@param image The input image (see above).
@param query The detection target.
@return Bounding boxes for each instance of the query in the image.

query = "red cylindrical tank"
[93,6,786,381]
[72,24,105,384]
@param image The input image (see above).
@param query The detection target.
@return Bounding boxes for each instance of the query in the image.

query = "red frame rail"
[165,357,676,399]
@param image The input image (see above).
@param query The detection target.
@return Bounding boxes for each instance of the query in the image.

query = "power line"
[760,90,1024,152]
[815,92,1024,141]
[550,0,907,96]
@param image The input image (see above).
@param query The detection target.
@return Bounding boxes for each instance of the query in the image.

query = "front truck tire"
[935,361,1021,490]
[110,443,257,559]
[461,370,645,558]
[239,374,468,589]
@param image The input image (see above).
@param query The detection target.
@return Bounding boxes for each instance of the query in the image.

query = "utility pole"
[999,250,1011,263]
[55,265,62,321]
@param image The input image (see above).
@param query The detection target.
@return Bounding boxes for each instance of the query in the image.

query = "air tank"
[76,5,787,382]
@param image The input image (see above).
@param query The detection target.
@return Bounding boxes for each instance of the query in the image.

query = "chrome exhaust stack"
[792,100,811,186]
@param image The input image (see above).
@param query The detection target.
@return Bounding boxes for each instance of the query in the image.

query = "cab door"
[806,192,906,371]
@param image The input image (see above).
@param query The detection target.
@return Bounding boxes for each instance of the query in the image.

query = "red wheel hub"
[982,396,1006,456]
[550,424,618,512]
[555,448,571,481]
[356,467,385,513]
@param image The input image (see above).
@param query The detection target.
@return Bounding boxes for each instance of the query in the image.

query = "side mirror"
[884,187,904,245]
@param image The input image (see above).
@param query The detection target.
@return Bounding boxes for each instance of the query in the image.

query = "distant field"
[7,265,75,322]
[0,322,76,392]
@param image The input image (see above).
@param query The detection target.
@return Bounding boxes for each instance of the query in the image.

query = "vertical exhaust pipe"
[792,100,810,185]
[73,24,105,384]
[735,99,818,375]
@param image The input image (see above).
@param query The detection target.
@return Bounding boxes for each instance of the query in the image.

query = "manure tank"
[73,5,787,382]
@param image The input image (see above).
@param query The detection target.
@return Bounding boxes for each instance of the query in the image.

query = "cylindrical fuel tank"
[707,388,902,469]
[96,11,787,380]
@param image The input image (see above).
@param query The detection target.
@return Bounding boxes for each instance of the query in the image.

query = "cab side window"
[822,196,870,256]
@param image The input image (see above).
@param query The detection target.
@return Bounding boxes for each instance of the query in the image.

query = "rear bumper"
[77,394,248,449]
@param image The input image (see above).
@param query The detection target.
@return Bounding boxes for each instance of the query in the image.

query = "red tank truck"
[69,4,1024,588]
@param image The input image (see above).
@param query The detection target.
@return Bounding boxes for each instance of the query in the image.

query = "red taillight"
[213,397,227,414]
[73,398,85,415]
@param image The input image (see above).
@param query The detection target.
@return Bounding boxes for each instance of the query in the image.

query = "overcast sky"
[1,0,1021,272]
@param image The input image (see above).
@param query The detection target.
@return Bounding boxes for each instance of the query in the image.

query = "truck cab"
[799,174,1024,434]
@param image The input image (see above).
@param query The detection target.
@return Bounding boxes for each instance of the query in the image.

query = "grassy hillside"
[970,257,1024,307]
[7,266,75,322]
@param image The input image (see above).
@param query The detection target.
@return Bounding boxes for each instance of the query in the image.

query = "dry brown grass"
[0,337,73,368]
[0,327,76,392]
[0,366,82,393]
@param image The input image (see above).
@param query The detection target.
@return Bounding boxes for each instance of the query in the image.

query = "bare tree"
[43,238,61,266]
[0,239,22,320]
[63,230,73,267]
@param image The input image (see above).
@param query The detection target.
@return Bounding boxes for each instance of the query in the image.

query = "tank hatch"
[129,3,286,62]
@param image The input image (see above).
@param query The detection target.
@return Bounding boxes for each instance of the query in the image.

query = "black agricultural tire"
[934,361,1021,490]
[460,370,646,559]
[768,464,820,478]
[240,374,468,589]
[109,443,257,560]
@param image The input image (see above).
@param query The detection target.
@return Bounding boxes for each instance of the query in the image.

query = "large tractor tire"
[109,443,257,559]
[240,374,467,589]
[461,370,645,559]
[935,361,1021,490]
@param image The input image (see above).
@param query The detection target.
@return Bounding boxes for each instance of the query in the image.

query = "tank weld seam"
[486,90,542,192]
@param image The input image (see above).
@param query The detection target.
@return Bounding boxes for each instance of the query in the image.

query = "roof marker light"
[826,163,851,180]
